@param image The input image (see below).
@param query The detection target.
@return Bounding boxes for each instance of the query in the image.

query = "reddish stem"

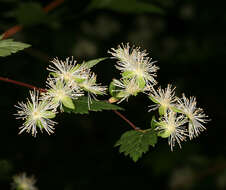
[113,110,141,132]
[2,25,22,40]
[2,0,65,39]
[0,76,139,131]
[43,0,65,13]
[0,77,46,92]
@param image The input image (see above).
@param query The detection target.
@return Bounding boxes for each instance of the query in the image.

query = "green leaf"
[122,71,135,78]
[82,57,107,69]
[158,105,165,116]
[74,78,86,84]
[45,111,56,119]
[15,2,46,26]
[137,76,146,89]
[171,106,183,113]
[109,80,125,100]
[109,81,117,97]
[116,91,127,98]
[150,115,158,129]
[88,0,164,14]
[37,120,44,129]
[0,34,3,40]
[0,38,31,57]
[158,129,171,138]
[62,96,75,110]
[115,129,158,162]
[63,96,124,114]
[149,95,159,104]
[49,72,58,78]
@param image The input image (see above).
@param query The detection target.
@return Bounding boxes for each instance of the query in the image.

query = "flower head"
[108,43,159,86]
[12,172,38,190]
[149,84,176,114]
[79,72,106,95]
[112,78,144,103]
[156,111,188,151]
[78,72,107,107]
[15,91,57,137]
[177,94,208,139]
[47,57,88,84]
[42,78,83,110]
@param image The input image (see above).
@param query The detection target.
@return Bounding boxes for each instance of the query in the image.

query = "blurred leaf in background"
[14,2,47,26]
[88,0,164,14]
[0,35,31,57]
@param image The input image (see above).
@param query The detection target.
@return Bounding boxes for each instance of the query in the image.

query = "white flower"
[12,172,38,190]
[108,43,159,86]
[47,57,89,83]
[112,78,144,103]
[177,94,208,139]
[156,111,188,151]
[149,84,176,113]
[79,72,106,95]
[15,91,57,137]
[78,72,107,108]
[42,78,83,110]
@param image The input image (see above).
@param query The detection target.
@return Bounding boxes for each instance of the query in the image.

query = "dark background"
[0,0,225,189]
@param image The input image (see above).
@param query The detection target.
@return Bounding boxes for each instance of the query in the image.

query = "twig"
[0,77,46,92]
[43,0,65,13]
[2,25,22,40]
[113,110,142,132]
[2,0,65,39]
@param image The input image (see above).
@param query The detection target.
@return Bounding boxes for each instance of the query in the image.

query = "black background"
[0,0,225,189]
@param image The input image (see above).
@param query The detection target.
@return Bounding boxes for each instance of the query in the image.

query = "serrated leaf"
[82,57,107,69]
[88,0,164,14]
[115,130,158,162]
[0,38,31,57]
[63,96,124,114]
[15,2,46,26]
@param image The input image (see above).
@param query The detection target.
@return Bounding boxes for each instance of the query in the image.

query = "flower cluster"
[108,43,159,102]
[149,85,209,150]
[15,43,209,152]
[109,43,209,150]
[15,57,106,137]
[47,57,107,104]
